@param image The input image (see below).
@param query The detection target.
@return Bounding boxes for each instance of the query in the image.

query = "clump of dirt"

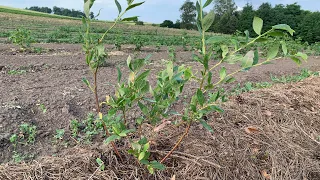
[1,77,319,180]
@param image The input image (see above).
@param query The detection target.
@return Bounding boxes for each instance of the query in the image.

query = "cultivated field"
[0,6,320,180]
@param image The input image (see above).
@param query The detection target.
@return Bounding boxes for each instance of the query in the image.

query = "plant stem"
[93,67,123,161]
[160,123,191,163]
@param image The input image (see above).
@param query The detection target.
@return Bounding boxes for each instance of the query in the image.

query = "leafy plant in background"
[19,123,37,144]
[114,35,122,51]
[8,28,33,50]
[168,45,176,62]
[82,0,307,174]
[133,36,144,51]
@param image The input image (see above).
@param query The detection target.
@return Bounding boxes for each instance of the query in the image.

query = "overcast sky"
[1,0,319,23]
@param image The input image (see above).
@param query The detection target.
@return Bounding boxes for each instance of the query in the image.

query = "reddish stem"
[160,123,191,163]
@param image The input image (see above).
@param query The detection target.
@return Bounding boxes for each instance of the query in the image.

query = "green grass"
[0,6,81,20]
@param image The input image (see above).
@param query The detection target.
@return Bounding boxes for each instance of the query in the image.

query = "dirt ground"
[0,43,320,179]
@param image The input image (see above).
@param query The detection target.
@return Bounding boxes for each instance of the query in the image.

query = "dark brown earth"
[0,43,320,179]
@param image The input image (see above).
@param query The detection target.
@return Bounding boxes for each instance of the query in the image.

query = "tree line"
[160,0,320,43]
[26,6,94,19]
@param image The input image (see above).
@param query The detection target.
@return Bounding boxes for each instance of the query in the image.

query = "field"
[0,7,320,180]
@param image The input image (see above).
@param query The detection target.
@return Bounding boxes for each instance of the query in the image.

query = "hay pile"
[1,77,319,180]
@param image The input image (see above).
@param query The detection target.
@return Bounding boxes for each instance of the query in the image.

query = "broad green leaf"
[84,0,95,18]
[295,52,308,61]
[143,142,150,152]
[268,31,285,37]
[167,61,173,79]
[255,37,268,42]
[126,2,144,11]
[272,24,295,36]
[131,59,145,72]
[196,89,205,106]
[267,44,279,60]
[219,67,226,80]
[202,11,215,32]
[136,70,150,82]
[138,151,145,161]
[104,135,120,144]
[225,77,236,83]
[117,67,122,83]
[253,17,263,35]
[150,161,166,170]
[132,142,141,151]
[241,51,254,68]
[280,41,288,55]
[200,119,213,133]
[203,0,214,8]
[122,16,139,22]
[138,137,148,144]
[206,36,225,44]
[115,0,122,14]
[253,49,259,65]
[147,165,154,174]
[96,158,105,170]
[138,102,149,116]
[140,159,149,165]
[289,56,302,65]
[220,45,228,59]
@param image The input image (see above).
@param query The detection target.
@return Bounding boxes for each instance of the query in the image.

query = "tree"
[213,0,237,16]
[173,20,181,29]
[160,20,174,28]
[297,11,320,43]
[180,0,196,30]
[237,3,255,34]
[256,3,273,32]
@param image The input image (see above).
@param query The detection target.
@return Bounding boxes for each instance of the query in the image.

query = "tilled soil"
[0,43,320,179]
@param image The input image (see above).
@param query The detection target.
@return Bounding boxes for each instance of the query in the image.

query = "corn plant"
[82,0,307,174]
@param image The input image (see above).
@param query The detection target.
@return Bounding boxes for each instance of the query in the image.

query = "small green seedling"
[70,119,80,137]
[10,134,18,149]
[19,123,37,144]
[96,158,105,171]
[54,129,65,140]
[8,28,33,50]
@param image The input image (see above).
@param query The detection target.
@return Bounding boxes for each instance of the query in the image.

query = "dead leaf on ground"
[261,170,271,179]
[171,175,176,180]
[263,110,272,117]
[244,126,259,134]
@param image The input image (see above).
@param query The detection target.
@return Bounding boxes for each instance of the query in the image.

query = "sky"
[1,0,320,23]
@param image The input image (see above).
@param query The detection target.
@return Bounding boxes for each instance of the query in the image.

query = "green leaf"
[241,51,254,68]
[82,78,90,87]
[196,1,201,21]
[143,142,150,152]
[244,30,249,43]
[138,102,149,116]
[138,137,148,145]
[295,52,308,61]
[280,41,288,55]
[253,49,259,65]
[138,151,145,161]
[84,0,94,18]
[219,67,226,80]
[117,67,122,83]
[115,0,122,14]
[268,31,285,37]
[200,119,213,133]
[203,0,214,8]
[126,2,144,11]
[225,77,236,83]
[267,44,279,60]
[255,37,268,42]
[253,17,263,35]
[272,24,295,36]
[127,55,131,69]
[136,70,150,82]
[207,71,212,84]
[96,158,105,170]
[202,11,215,32]
[147,165,154,174]
[104,135,120,144]
[197,89,205,106]
[140,159,149,165]
[150,161,166,170]
[167,61,173,79]
[206,36,225,44]
[289,56,302,65]
[220,45,228,59]
[122,16,139,22]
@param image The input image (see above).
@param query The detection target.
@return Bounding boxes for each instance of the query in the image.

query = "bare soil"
[0,43,320,179]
